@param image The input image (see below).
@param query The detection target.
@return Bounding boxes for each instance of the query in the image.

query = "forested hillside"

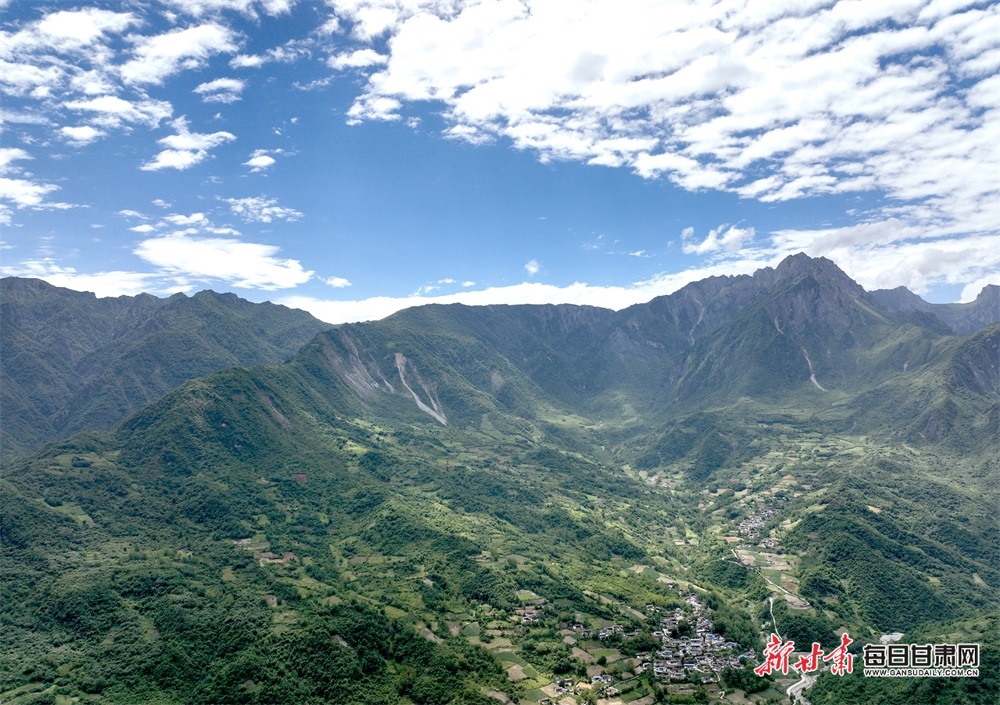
[2,256,997,704]
[0,278,330,462]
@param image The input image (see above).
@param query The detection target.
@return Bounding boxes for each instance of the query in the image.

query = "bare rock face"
[871,283,1000,335]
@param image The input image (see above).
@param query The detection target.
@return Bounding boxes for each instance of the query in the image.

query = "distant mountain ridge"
[3,260,996,461]
[0,278,331,461]
[290,256,998,444]
[870,283,1000,335]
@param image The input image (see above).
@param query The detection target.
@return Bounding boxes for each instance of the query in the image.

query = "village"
[518,590,754,704]
[647,592,751,683]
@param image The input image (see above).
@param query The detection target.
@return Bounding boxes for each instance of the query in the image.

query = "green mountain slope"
[0,278,331,462]
[2,255,998,704]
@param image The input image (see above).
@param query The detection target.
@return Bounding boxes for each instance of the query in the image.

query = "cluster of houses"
[564,591,753,690]
[537,675,619,704]
[645,593,751,683]
[736,507,779,539]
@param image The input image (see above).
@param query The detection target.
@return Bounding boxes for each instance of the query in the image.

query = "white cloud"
[229,38,313,68]
[120,23,237,85]
[328,0,1000,236]
[194,76,245,103]
[960,272,1000,304]
[164,212,207,226]
[318,16,341,34]
[325,276,352,287]
[142,117,235,171]
[524,259,540,275]
[277,227,998,324]
[230,54,265,69]
[163,0,296,18]
[60,125,105,145]
[682,224,755,255]
[64,95,172,128]
[141,150,203,171]
[276,257,767,323]
[134,233,312,289]
[0,258,155,297]
[328,49,389,70]
[130,224,157,233]
[243,148,284,172]
[224,195,302,222]
[0,148,32,173]
[0,177,58,208]
[765,220,1000,297]
[245,154,275,170]
[38,8,135,45]
[0,147,68,214]
[1,8,136,56]
[0,59,62,98]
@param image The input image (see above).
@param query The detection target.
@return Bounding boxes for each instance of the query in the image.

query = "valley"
[1,256,997,704]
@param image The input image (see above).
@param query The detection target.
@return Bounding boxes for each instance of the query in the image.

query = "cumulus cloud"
[64,95,172,128]
[164,212,207,226]
[4,199,313,293]
[325,276,352,287]
[120,23,238,85]
[0,148,32,174]
[682,224,755,255]
[163,0,296,19]
[2,8,136,64]
[328,0,1000,236]
[524,259,540,275]
[134,232,312,289]
[60,125,104,144]
[224,195,302,222]
[0,176,58,209]
[764,219,1000,297]
[229,38,313,68]
[276,257,770,324]
[328,49,389,70]
[243,148,284,172]
[276,235,997,325]
[960,272,1000,304]
[0,147,67,214]
[142,117,235,171]
[194,76,244,103]
[245,154,275,170]
[0,258,155,297]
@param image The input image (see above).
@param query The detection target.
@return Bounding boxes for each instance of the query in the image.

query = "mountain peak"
[768,253,864,292]
[976,283,999,303]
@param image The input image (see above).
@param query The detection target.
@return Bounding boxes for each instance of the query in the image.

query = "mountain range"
[0,277,330,462]
[1,255,997,705]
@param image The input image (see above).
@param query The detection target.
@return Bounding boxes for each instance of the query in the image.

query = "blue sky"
[1,0,997,323]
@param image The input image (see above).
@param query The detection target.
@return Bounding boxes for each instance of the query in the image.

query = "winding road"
[787,671,819,705]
